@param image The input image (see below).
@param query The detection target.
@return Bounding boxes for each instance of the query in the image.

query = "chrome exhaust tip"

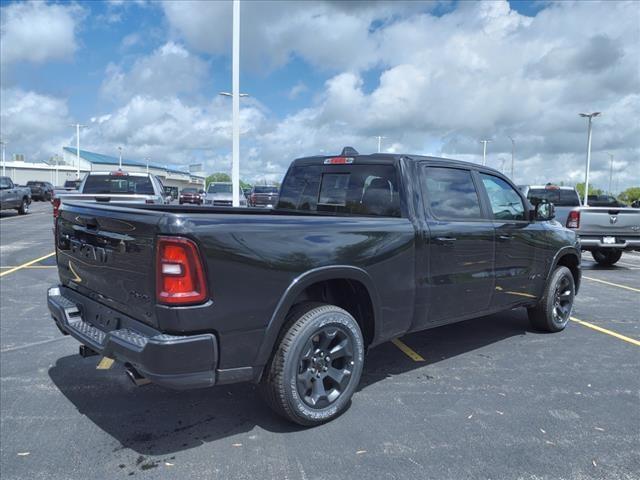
[124,364,151,387]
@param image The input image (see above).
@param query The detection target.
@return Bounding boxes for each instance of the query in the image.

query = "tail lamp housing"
[156,236,208,305]
[52,197,61,219]
[566,210,580,229]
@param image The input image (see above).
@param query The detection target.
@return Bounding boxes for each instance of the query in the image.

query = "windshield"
[64,180,79,188]
[182,188,197,193]
[83,175,155,194]
[254,186,278,194]
[207,183,232,194]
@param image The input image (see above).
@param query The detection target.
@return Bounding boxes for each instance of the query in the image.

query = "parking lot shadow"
[49,309,535,455]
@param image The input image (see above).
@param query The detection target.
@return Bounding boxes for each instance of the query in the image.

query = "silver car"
[205,182,247,207]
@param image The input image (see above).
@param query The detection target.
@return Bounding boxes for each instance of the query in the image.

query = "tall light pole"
[508,135,515,179]
[145,156,150,173]
[54,154,59,185]
[118,146,123,169]
[70,124,87,178]
[607,152,614,195]
[480,139,491,166]
[232,0,241,207]
[579,112,601,206]
[0,140,6,177]
[374,135,386,153]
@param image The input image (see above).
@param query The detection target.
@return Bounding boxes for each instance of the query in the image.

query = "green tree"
[619,186,640,204]
[575,182,603,200]
[205,172,231,187]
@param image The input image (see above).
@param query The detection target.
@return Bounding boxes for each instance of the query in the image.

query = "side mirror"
[535,200,555,221]
[199,190,205,194]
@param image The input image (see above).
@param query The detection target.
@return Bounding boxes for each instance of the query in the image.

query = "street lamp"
[118,146,123,169]
[579,112,601,206]
[70,124,87,178]
[508,135,515,180]
[0,140,6,177]
[607,152,614,195]
[145,156,150,173]
[373,136,386,153]
[480,139,491,166]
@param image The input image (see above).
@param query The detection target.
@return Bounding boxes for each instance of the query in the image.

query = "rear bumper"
[579,236,640,251]
[47,285,218,389]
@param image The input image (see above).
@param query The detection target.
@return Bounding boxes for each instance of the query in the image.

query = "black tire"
[527,266,575,332]
[17,198,29,215]
[592,249,622,267]
[259,303,365,426]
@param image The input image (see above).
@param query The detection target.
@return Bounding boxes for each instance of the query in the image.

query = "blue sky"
[1,0,638,190]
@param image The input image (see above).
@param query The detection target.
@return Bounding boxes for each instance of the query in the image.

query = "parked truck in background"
[519,184,640,266]
[519,184,581,226]
[0,176,31,214]
[53,170,168,218]
[565,205,640,266]
[48,149,581,425]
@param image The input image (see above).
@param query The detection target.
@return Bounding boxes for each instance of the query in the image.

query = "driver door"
[478,173,546,308]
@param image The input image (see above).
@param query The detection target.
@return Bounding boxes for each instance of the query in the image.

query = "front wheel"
[260,303,365,426]
[592,249,622,267]
[528,266,575,332]
[17,198,29,215]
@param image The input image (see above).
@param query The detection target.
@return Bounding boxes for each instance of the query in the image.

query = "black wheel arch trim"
[254,265,382,373]
[548,246,581,294]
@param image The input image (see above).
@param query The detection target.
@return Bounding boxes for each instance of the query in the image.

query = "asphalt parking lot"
[1,201,638,480]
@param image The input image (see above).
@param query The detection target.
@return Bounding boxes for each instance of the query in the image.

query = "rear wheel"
[528,266,575,332]
[260,303,365,426]
[592,249,622,266]
[17,198,29,215]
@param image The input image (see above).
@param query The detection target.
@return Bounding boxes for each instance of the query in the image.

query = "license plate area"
[603,236,616,244]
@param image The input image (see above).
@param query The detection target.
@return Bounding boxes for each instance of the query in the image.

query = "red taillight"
[324,156,354,165]
[156,237,208,305]
[52,197,61,219]
[566,210,580,229]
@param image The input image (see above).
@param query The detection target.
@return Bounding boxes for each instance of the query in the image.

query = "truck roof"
[292,152,504,175]
[520,185,577,191]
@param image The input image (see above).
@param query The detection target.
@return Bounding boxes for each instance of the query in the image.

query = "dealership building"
[1,147,205,190]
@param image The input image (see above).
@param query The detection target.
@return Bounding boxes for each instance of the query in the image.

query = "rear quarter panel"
[171,213,416,369]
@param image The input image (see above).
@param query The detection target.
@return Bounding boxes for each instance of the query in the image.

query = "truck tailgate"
[56,202,164,326]
[579,207,640,235]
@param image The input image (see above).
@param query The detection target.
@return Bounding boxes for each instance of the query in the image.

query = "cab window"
[481,174,526,221]
[422,166,482,220]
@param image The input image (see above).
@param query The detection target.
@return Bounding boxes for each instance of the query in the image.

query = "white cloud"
[0,1,84,65]
[0,88,72,161]
[288,82,309,100]
[101,42,209,102]
[162,0,430,71]
[240,0,640,190]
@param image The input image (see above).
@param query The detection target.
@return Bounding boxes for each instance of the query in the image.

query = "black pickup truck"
[48,149,581,425]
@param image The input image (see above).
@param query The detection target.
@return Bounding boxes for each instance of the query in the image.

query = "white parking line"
[0,336,70,354]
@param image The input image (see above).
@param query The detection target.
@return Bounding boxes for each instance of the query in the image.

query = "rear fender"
[254,265,381,374]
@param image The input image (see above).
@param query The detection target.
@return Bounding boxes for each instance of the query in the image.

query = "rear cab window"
[83,174,155,194]
[527,188,580,207]
[254,186,278,194]
[277,164,401,217]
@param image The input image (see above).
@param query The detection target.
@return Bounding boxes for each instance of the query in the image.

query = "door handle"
[434,236,457,245]
[498,234,513,241]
